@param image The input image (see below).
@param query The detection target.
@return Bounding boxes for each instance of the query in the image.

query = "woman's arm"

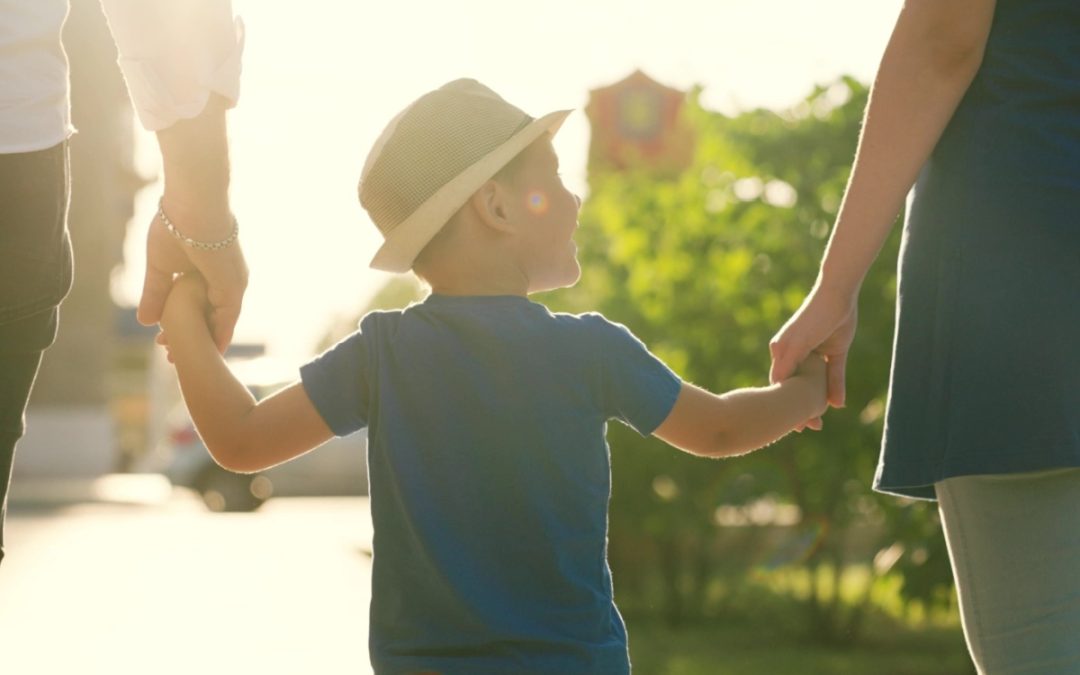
[818,0,996,299]
[770,0,997,409]
[101,0,249,352]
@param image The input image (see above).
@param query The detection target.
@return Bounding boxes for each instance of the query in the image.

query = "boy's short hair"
[410,143,537,281]
[358,79,570,273]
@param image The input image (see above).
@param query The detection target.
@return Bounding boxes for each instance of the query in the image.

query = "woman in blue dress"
[770,0,1079,671]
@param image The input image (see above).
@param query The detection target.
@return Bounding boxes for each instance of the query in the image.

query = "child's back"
[156,78,825,675]
[302,294,681,674]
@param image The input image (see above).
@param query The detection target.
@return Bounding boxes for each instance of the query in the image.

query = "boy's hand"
[792,353,829,427]
[161,273,209,324]
[770,285,857,410]
[158,273,211,361]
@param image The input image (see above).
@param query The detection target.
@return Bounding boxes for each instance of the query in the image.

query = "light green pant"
[937,468,1080,674]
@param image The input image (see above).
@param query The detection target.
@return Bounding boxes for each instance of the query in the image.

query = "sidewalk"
[1,487,374,675]
[7,472,174,509]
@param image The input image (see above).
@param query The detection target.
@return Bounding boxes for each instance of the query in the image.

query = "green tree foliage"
[543,78,953,641]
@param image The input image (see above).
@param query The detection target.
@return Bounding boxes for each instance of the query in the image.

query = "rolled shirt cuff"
[114,16,245,131]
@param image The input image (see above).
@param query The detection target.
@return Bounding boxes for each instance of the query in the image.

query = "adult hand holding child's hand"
[136,96,249,355]
[770,284,858,431]
[793,353,829,422]
[139,206,247,351]
[157,272,211,362]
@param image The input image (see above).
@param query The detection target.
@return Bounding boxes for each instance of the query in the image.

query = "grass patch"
[625,614,973,675]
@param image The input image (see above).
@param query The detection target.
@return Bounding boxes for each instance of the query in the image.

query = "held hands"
[137,201,248,354]
[770,284,859,430]
[793,353,829,421]
[160,271,209,323]
[157,272,211,362]
[136,96,247,354]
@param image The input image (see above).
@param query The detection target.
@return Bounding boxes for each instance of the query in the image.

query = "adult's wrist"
[159,191,233,239]
[159,154,231,236]
[157,95,232,237]
[158,197,238,252]
[814,264,862,307]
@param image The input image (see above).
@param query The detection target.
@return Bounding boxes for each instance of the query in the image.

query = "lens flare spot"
[526,190,549,215]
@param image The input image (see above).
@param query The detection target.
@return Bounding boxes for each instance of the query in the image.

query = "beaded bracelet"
[158,197,239,251]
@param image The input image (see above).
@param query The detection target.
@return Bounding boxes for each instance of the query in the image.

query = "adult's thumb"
[769,336,801,385]
[137,266,173,326]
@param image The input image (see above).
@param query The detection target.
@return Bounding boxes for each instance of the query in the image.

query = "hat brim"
[369,108,573,273]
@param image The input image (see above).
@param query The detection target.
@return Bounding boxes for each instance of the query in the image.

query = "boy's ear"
[468,180,518,235]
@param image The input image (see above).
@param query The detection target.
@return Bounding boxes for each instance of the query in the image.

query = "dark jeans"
[0,341,47,566]
[0,142,71,566]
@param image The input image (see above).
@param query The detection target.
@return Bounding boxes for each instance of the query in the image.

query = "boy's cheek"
[562,256,583,288]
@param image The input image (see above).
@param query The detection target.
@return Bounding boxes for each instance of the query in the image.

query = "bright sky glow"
[116,0,902,360]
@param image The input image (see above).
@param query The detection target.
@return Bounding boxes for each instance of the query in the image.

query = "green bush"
[543,78,955,641]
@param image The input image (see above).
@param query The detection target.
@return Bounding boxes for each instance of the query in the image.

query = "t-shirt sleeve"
[590,315,683,436]
[299,325,371,437]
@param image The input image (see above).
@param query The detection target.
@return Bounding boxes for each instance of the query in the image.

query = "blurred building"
[585,70,694,176]
[15,0,150,478]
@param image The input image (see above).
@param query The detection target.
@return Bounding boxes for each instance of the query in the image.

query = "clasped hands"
[138,196,248,355]
[770,283,859,432]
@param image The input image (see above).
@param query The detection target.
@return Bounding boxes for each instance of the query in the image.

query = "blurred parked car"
[149,360,367,512]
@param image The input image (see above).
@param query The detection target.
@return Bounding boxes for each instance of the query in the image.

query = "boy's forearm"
[162,311,256,465]
[712,375,824,457]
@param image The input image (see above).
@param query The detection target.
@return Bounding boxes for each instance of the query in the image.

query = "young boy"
[158,79,827,675]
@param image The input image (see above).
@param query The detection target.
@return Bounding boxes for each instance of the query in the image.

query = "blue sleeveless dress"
[874,0,1080,500]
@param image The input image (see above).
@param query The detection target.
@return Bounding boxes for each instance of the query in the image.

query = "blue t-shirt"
[300,294,682,675]
[874,0,1080,499]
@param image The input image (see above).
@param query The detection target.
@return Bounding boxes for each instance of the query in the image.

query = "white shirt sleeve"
[98,0,244,131]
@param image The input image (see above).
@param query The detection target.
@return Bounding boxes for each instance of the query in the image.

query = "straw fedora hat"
[360,79,571,272]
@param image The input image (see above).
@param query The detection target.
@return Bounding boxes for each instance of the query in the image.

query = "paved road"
[0,478,374,675]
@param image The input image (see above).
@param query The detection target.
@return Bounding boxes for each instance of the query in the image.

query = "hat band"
[374,114,537,238]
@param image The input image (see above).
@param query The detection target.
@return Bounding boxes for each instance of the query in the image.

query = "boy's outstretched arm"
[159,274,334,473]
[653,356,827,458]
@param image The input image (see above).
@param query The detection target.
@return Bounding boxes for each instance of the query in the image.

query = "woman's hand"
[770,284,859,426]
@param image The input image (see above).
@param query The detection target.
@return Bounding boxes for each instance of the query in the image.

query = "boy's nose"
[573,193,582,209]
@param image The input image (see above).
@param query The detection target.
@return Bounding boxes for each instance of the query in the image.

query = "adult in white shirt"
[0,0,249,566]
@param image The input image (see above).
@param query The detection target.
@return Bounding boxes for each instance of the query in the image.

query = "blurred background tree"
[542,77,955,643]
